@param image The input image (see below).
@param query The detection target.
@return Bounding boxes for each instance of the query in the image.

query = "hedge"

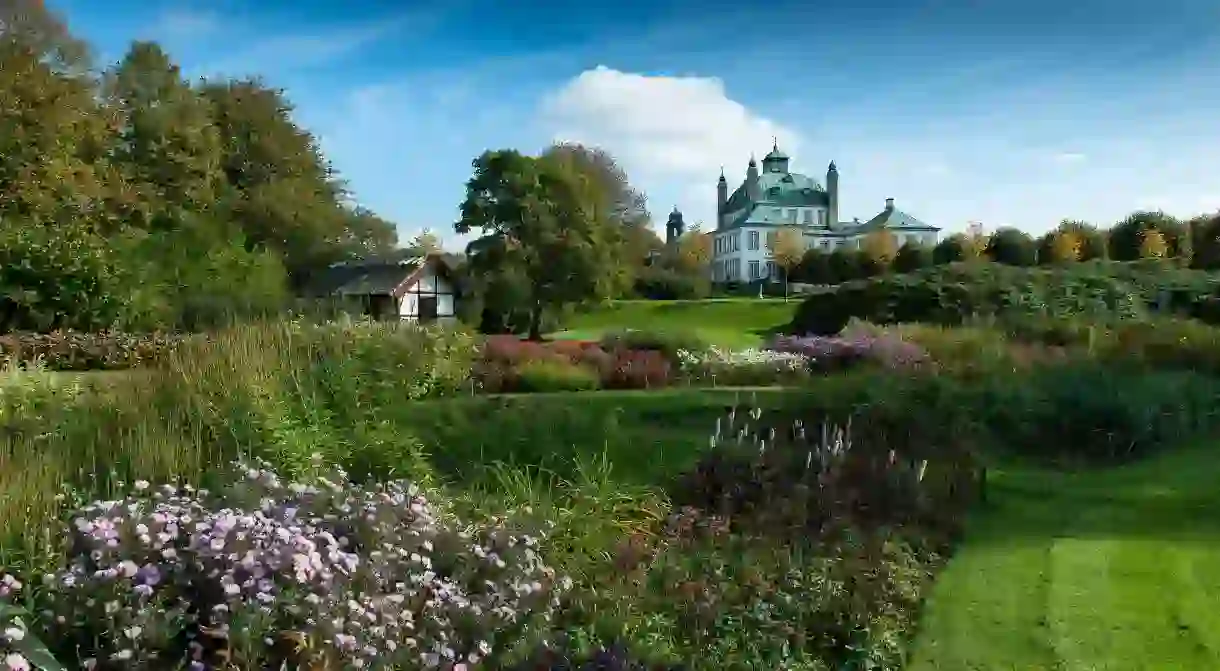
[790,261,1220,335]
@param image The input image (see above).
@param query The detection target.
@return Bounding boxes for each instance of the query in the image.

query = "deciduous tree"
[456,149,626,340]
[985,227,1037,265]
[542,142,648,227]
[862,230,899,267]
[769,226,805,299]
[828,248,861,283]
[407,229,442,254]
[1109,210,1184,261]
[1041,230,1083,264]
[1138,228,1169,259]
[933,235,970,265]
[673,223,712,275]
[893,243,933,274]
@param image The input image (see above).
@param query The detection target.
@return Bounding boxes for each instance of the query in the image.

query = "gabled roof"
[307,253,449,297]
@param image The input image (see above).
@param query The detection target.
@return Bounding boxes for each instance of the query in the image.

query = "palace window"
[765,261,775,278]
[766,231,776,249]
[803,209,813,225]
[749,260,760,280]
[748,231,760,250]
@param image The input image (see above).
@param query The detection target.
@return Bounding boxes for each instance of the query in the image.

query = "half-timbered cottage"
[308,253,457,322]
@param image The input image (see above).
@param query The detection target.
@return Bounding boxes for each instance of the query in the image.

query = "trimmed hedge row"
[790,261,1220,335]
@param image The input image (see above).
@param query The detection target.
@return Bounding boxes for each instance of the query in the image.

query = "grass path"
[551,299,798,348]
[909,446,1220,670]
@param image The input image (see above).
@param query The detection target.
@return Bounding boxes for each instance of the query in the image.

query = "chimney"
[885,198,894,210]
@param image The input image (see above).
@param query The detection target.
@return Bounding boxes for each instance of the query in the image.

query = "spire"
[718,166,726,182]
[828,160,837,172]
[748,153,756,167]
[772,136,778,152]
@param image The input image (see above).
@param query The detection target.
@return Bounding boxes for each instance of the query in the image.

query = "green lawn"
[910,445,1220,670]
[550,298,799,348]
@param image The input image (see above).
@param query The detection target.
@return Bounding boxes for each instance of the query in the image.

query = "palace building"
[709,142,940,283]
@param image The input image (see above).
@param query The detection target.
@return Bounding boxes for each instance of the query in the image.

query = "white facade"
[398,265,456,322]
[713,227,938,283]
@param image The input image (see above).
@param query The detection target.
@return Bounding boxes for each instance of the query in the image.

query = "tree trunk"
[527,302,544,341]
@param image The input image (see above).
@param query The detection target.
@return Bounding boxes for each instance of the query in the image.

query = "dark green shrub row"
[790,261,1220,335]
[794,363,1220,463]
[0,330,187,371]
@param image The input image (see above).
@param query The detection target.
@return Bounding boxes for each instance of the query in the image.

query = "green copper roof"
[763,147,789,162]
[856,203,938,232]
[723,171,826,211]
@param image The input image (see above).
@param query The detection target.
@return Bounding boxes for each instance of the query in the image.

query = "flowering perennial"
[34,461,569,670]
[767,334,929,370]
[676,347,808,382]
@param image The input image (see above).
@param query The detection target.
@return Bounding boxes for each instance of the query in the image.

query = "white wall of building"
[711,225,938,283]
[398,266,456,321]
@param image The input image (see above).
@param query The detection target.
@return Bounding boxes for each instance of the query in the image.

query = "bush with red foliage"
[603,349,673,389]
[474,337,673,392]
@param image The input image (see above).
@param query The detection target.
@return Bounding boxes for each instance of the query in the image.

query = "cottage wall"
[398,267,456,321]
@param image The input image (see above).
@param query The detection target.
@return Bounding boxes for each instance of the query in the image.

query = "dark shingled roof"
[306,254,447,298]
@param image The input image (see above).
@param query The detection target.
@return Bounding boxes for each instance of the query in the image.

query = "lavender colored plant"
[33,458,569,671]
[767,333,929,371]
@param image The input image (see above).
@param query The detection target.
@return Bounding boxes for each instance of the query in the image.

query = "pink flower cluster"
[36,462,568,670]
[767,334,929,371]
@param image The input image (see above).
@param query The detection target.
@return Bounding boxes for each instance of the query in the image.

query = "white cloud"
[541,66,802,225]
[145,8,221,40]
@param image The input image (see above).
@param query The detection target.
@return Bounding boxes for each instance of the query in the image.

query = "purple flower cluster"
[37,461,568,670]
[767,334,929,371]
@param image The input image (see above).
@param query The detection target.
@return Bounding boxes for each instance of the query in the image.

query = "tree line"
[0,1,398,333]
[776,211,1220,286]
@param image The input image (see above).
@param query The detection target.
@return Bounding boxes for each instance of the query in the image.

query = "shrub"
[0,331,185,371]
[33,459,569,670]
[603,350,672,389]
[767,333,929,372]
[673,401,978,540]
[517,359,603,392]
[507,642,685,670]
[475,338,615,393]
[675,347,808,386]
[788,262,1169,334]
[598,330,708,363]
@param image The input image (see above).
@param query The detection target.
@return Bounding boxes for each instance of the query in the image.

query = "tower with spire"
[827,160,839,230]
[665,206,685,250]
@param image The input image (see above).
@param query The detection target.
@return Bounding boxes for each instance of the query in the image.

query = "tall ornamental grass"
[0,320,478,575]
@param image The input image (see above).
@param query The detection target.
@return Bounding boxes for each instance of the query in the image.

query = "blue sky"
[53,0,1220,249]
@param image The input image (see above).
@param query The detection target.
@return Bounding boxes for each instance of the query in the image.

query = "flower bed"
[675,347,809,386]
[475,337,673,392]
[767,333,929,372]
[8,459,567,671]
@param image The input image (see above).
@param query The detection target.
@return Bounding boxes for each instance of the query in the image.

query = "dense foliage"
[0,5,397,335]
[0,331,184,371]
[788,261,1220,335]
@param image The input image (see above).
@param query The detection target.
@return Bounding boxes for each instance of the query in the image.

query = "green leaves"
[457,149,630,338]
[0,603,66,671]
